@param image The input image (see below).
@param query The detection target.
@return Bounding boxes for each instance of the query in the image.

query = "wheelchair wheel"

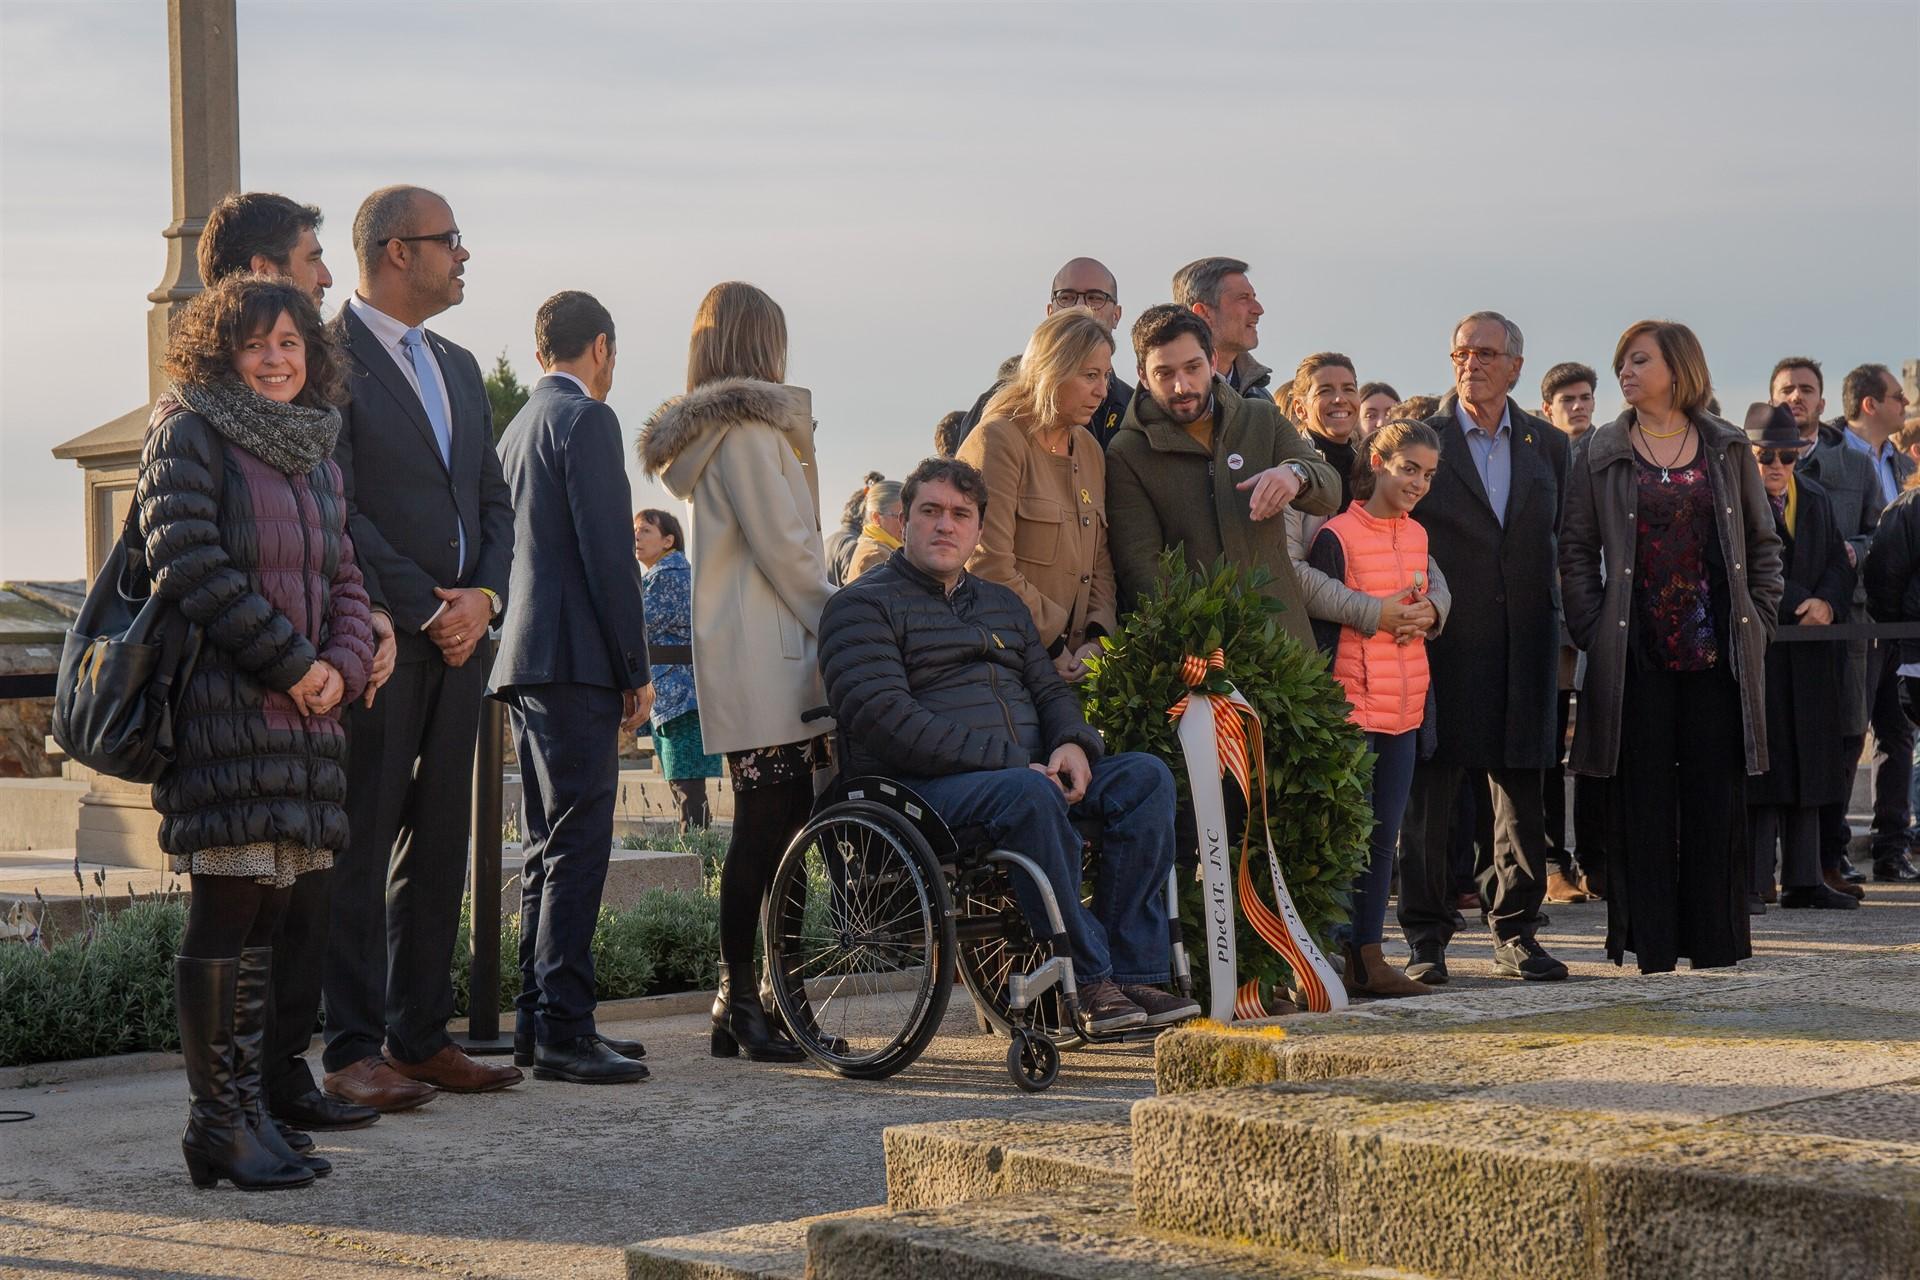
[763,802,955,1080]
[953,860,1087,1051]
[1007,1030,1060,1093]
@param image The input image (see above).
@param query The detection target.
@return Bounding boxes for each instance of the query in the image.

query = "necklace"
[1638,423,1693,483]
[1639,420,1688,439]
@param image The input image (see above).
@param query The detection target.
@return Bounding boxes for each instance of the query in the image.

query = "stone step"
[1134,1075,1920,1280]
[881,1105,1133,1210]
[626,1206,888,1280]
[804,1186,1442,1279]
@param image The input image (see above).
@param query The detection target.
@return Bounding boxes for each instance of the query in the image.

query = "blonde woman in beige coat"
[639,282,832,1065]
[958,309,1120,683]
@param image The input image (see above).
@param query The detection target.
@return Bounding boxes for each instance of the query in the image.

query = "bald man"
[957,257,1135,450]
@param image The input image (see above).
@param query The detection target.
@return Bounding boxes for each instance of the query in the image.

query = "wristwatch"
[478,587,502,618]
[1283,461,1312,489]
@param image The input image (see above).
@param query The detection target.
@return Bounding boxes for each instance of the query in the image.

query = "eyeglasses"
[382,229,462,252]
[1756,449,1803,465]
[1052,289,1116,308]
[1449,346,1507,367]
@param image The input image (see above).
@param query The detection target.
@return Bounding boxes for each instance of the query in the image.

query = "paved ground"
[2,882,1915,1280]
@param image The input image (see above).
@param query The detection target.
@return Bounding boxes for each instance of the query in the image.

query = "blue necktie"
[401,327,466,572]
[401,328,453,468]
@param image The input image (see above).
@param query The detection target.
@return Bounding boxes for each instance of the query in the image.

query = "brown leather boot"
[1343,941,1431,999]
[1544,871,1589,903]
[1822,866,1867,901]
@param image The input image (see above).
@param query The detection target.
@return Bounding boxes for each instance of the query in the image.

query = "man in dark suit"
[491,292,653,1084]
[322,186,521,1108]
[1399,311,1571,985]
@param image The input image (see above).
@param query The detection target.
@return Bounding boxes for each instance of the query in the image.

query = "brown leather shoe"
[321,1056,436,1113]
[1822,866,1867,901]
[1544,871,1589,904]
[383,1042,523,1093]
[1343,941,1430,999]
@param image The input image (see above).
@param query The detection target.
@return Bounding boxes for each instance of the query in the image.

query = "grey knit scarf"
[172,379,341,476]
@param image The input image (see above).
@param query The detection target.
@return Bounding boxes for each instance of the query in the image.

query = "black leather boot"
[176,956,313,1191]
[236,949,330,1178]
[710,962,805,1062]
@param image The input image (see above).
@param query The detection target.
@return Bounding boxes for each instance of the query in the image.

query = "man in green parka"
[1107,304,1341,649]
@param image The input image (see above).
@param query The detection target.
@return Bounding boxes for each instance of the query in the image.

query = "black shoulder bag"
[52,427,223,783]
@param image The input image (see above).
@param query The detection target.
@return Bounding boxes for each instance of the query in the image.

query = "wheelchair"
[760,765,1192,1093]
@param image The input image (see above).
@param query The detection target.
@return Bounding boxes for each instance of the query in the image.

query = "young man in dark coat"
[1399,311,1570,985]
[491,292,654,1084]
[818,456,1199,1035]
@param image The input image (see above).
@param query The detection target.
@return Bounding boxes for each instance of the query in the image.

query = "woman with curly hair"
[140,274,377,1189]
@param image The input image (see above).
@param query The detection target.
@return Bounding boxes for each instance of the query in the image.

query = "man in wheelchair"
[819,457,1201,1034]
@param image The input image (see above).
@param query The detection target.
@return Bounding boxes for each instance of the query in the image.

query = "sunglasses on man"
[1756,448,1803,466]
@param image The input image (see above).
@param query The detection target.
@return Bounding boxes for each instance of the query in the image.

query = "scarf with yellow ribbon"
[1168,649,1347,1019]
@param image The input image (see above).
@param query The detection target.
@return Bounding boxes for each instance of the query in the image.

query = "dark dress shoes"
[1404,941,1449,985]
[382,1043,524,1093]
[532,1036,651,1084]
[321,1057,436,1113]
[514,1033,646,1068]
[272,1086,379,1132]
[1836,854,1868,884]
[1780,883,1862,910]
[1872,852,1920,882]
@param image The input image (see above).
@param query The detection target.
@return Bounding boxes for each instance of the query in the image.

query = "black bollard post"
[456,635,513,1055]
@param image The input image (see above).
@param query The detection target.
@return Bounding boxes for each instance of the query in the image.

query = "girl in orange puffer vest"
[1305,419,1449,999]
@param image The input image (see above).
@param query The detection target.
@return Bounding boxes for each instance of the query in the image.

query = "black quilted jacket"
[818,550,1104,779]
[136,405,375,857]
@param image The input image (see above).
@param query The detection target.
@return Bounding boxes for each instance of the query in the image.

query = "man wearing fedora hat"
[1742,402,1861,913]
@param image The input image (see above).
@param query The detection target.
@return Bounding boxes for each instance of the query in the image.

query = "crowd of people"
[134,185,1916,1193]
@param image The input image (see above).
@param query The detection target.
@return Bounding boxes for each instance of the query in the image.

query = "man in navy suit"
[491,292,653,1084]
[323,186,522,1108]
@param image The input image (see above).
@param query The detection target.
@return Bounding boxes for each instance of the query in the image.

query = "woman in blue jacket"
[633,507,719,829]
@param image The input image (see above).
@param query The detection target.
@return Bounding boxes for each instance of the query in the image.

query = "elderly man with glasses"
[1396,311,1572,986]
[955,257,1134,450]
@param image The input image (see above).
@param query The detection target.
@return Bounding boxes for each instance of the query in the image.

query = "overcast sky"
[3,0,1916,581]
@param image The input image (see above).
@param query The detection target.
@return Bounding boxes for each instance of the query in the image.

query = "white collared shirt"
[545,370,591,397]
[347,294,455,440]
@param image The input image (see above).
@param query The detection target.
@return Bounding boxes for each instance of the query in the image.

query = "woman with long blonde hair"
[957,308,1119,682]
[639,281,833,1063]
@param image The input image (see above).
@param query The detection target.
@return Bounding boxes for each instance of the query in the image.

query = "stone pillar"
[1903,359,1917,412]
[48,0,240,869]
[145,0,241,401]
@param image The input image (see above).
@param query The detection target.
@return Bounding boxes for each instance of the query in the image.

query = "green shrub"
[627,887,721,992]
[0,898,186,1068]
[1082,551,1373,1011]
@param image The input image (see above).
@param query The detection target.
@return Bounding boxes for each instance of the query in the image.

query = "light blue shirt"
[1455,399,1513,526]
[1841,426,1900,507]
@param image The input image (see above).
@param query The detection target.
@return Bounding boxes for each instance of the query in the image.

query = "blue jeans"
[900,752,1177,985]
[1352,730,1417,947]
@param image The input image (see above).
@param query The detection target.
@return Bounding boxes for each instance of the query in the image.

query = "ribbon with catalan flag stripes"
[1168,650,1347,1020]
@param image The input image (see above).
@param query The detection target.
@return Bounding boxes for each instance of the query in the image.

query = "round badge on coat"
[1227,453,1245,471]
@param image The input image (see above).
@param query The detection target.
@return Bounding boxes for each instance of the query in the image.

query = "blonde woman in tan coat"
[957,309,1120,683]
[639,282,832,1065]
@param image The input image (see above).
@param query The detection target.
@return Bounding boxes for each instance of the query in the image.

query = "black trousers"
[1868,642,1914,857]
[1607,662,1749,974]
[1400,762,1550,947]
[1750,805,1819,893]
[1820,732,1866,872]
[264,868,331,1105]
[506,683,621,1044]
[1543,691,1575,876]
[323,656,484,1071]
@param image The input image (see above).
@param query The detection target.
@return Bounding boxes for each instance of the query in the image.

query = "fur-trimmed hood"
[638,377,814,500]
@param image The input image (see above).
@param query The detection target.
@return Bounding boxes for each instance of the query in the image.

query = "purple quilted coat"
[135,404,375,856]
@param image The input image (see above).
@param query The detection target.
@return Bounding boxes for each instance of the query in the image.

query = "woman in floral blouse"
[633,507,719,830]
